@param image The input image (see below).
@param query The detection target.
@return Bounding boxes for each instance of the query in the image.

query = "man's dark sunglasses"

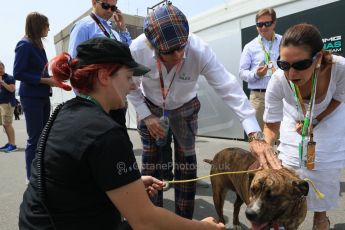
[256,21,274,28]
[159,45,186,55]
[277,55,317,71]
[97,1,118,12]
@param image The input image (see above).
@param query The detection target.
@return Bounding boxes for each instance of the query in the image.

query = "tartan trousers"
[138,97,200,219]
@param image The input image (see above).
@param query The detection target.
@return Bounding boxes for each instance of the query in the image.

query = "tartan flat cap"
[144,4,189,53]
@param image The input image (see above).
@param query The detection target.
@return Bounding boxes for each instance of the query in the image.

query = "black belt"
[251,89,266,92]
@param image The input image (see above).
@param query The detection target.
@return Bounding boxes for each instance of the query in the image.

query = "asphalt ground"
[0,118,344,229]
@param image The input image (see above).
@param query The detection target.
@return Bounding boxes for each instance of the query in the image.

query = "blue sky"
[0,0,230,75]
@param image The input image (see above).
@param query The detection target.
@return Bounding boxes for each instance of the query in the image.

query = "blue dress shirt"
[239,34,282,90]
[68,13,132,58]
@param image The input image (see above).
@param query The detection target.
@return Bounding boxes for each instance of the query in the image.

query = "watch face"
[256,131,265,140]
[248,132,265,142]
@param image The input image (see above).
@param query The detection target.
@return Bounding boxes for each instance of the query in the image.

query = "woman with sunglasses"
[263,23,345,230]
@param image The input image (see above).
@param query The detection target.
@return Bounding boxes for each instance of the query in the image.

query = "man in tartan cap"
[128,3,281,219]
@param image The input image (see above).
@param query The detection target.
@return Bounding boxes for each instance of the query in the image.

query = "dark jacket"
[13,38,51,98]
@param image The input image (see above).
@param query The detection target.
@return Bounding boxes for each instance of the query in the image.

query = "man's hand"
[249,139,282,169]
[141,176,164,197]
[144,115,165,139]
[256,65,268,77]
[113,9,126,31]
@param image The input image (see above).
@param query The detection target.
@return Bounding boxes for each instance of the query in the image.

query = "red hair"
[50,52,123,93]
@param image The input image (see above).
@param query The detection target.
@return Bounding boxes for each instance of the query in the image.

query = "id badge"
[267,61,273,76]
[306,141,316,170]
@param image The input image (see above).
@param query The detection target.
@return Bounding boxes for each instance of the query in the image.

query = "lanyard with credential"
[289,69,319,167]
[156,59,182,116]
[258,33,275,64]
[79,94,102,108]
[90,13,117,40]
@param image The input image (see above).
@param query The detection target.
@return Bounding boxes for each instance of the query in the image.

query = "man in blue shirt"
[68,0,131,58]
[0,61,17,152]
[239,8,282,130]
[68,0,132,127]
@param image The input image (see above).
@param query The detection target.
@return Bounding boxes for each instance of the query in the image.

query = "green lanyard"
[289,69,319,166]
[258,33,275,64]
[79,94,102,108]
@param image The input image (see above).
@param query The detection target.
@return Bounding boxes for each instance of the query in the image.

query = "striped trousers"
[138,97,200,219]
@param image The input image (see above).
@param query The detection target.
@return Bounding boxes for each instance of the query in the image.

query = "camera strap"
[90,13,117,40]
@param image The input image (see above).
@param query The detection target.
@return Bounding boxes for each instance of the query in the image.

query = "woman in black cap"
[18,37,225,230]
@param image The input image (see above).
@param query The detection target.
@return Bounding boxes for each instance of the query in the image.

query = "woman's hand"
[141,176,165,197]
[201,217,226,229]
[40,77,72,91]
[249,140,282,169]
[144,115,165,139]
[295,122,302,135]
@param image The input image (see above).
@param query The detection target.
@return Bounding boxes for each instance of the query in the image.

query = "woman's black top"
[19,97,141,230]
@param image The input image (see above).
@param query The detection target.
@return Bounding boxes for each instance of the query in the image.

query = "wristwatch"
[248,131,265,143]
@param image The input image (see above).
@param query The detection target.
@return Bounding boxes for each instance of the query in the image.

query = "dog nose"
[245,207,258,221]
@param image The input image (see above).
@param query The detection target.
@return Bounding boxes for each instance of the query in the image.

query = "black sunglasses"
[97,1,118,12]
[159,45,186,55]
[277,55,317,71]
[256,21,274,28]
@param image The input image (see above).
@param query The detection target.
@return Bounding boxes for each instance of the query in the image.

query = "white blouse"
[264,55,345,170]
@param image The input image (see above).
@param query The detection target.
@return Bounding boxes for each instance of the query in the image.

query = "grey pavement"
[0,118,344,229]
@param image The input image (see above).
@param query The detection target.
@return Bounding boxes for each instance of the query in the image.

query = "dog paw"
[233,225,242,230]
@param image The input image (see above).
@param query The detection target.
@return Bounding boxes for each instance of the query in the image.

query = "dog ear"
[292,180,309,196]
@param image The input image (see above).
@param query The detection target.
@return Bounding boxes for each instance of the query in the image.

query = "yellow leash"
[165,169,261,184]
[304,178,325,199]
[165,169,325,199]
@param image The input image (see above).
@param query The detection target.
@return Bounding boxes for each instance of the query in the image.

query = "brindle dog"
[204,147,309,230]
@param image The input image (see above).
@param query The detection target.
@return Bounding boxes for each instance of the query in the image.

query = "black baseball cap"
[76,37,150,76]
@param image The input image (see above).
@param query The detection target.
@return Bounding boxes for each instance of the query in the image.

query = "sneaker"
[4,144,17,153]
[0,143,10,151]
